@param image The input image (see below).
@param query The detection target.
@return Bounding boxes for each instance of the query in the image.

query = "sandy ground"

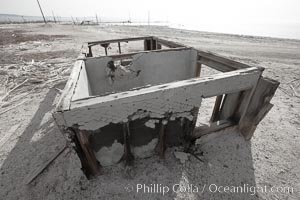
[0,24,299,200]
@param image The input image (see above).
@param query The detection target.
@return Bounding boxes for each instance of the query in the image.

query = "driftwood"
[24,145,67,185]
[0,100,29,116]
[290,84,300,98]
[1,79,28,101]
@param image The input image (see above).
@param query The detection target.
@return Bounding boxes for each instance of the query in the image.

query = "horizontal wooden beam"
[88,36,153,47]
[80,47,191,61]
[86,36,264,73]
[197,51,250,71]
[154,37,184,48]
[69,67,261,110]
[153,37,260,72]
[193,120,235,138]
[198,56,236,72]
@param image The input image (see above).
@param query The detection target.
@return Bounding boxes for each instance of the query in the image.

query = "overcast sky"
[1,0,300,24]
[1,0,300,39]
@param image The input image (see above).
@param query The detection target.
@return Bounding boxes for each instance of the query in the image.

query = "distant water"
[1,13,300,40]
[113,21,300,40]
[169,22,300,40]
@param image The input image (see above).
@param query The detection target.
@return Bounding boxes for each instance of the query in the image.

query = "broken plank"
[239,77,280,139]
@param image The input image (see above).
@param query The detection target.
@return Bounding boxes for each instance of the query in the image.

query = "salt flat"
[0,23,299,200]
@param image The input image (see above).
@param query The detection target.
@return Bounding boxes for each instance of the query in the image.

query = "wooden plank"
[154,37,259,72]
[88,36,153,47]
[87,46,93,57]
[156,121,166,159]
[56,60,83,111]
[210,95,224,122]
[62,67,261,132]
[24,145,67,185]
[195,61,202,77]
[70,67,261,110]
[155,37,184,48]
[88,36,263,72]
[239,77,279,139]
[218,92,242,121]
[118,42,121,54]
[197,51,250,71]
[80,47,191,61]
[144,39,152,51]
[120,122,134,165]
[198,56,236,72]
[193,120,235,138]
[76,130,101,176]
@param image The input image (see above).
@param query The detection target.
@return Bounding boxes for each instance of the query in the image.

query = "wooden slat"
[195,61,202,77]
[24,145,67,185]
[239,77,280,139]
[80,47,191,61]
[155,37,184,48]
[76,130,101,176]
[87,36,263,73]
[69,67,262,110]
[197,51,250,70]
[88,36,153,47]
[218,92,242,121]
[210,95,224,122]
[56,60,83,111]
[154,37,260,72]
[198,56,236,72]
[193,120,235,138]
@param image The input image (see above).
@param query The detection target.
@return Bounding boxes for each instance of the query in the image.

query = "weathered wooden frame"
[53,36,279,178]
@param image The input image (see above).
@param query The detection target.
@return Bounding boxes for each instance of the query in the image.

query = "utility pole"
[71,16,76,25]
[95,14,99,25]
[21,16,26,23]
[148,10,150,26]
[36,0,47,24]
[52,10,57,23]
[128,11,131,23]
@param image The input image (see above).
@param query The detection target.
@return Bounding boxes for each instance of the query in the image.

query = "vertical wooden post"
[87,46,93,57]
[52,11,56,23]
[195,61,202,77]
[118,42,121,54]
[71,16,76,25]
[189,58,202,139]
[157,43,162,49]
[210,95,224,122]
[156,120,167,159]
[121,122,134,165]
[95,14,99,25]
[144,39,151,51]
[100,43,109,56]
[76,129,101,177]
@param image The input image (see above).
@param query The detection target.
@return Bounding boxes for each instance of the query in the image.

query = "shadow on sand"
[0,84,259,200]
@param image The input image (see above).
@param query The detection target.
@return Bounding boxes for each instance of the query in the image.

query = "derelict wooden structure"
[53,36,279,179]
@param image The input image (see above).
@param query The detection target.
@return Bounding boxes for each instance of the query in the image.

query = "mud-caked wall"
[84,49,197,96]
